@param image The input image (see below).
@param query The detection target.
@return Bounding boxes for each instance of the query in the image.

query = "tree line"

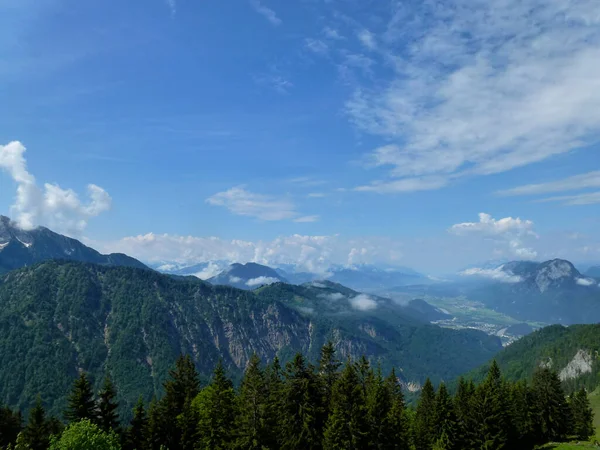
[0,342,595,449]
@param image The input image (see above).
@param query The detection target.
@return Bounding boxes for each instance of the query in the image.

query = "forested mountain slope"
[468,324,600,392]
[0,261,501,416]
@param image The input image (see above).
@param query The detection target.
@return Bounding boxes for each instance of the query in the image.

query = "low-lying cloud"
[461,266,523,284]
[246,276,279,287]
[349,294,378,311]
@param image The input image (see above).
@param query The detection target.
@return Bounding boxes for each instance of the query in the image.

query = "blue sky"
[1,0,600,273]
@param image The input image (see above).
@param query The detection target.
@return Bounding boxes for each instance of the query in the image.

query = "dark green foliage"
[470,360,509,449]
[124,397,148,450]
[323,361,368,449]
[160,354,200,450]
[318,342,341,417]
[235,354,273,449]
[414,378,436,450]
[20,397,63,450]
[507,381,535,449]
[145,399,166,450]
[264,357,284,447]
[280,354,322,450]
[98,376,119,433]
[65,373,97,424]
[570,388,594,440]
[531,367,571,443]
[193,360,236,450]
[383,368,410,449]
[0,405,21,449]
[434,383,457,450]
[454,378,475,449]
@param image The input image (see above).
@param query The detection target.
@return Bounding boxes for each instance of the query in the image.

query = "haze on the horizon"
[1,0,600,274]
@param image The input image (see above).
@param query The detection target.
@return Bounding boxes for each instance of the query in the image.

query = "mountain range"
[0,260,501,417]
[0,215,147,274]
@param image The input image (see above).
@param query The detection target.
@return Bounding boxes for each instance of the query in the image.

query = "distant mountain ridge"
[468,259,600,324]
[0,215,147,273]
[208,262,288,289]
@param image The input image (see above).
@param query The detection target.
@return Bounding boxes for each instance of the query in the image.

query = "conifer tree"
[365,366,391,448]
[384,368,410,449]
[318,341,341,416]
[235,353,272,450]
[507,380,535,450]
[124,396,148,450]
[97,376,119,433]
[161,354,200,450]
[146,398,167,450]
[264,356,284,448]
[21,396,62,450]
[414,378,436,450]
[531,367,571,444]
[433,383,457,450]
[178,396,199,450]
[0,405,22,448]
[323,360,369,450]
[194,360,236,450]
[454,378,475,448]
[65,373,97,424]
[280,353,322,450]
[570,387,594,441]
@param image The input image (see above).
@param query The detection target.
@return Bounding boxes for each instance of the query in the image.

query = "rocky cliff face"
[0,261,501,417]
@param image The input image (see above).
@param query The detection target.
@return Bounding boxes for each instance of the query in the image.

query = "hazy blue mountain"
[468,259,600,324]
[585,265,600,278]
[405,298,452,322]
[325,264,431,291]
[208,262,288,289]
[0,215,147,274]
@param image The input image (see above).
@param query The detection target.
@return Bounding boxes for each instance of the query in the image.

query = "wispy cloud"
[305,38,329,55]
[0,141,111,235]
[250,0,281,26]
[342,0,600,193]
[355,175,448,193]
[206,187,297,221]
[461,266,523,283]
[497,171,600,196]
[536,191,600,206]
[166,0,176,15]
[254,73,293,94]
[323,27,344,40]
[294,215,320,223]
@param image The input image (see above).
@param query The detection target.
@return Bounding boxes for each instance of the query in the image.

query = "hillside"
[468,324,600,392]
[0,261,501,417]
[0,215,147,273]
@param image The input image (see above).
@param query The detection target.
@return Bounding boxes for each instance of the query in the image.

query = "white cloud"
[537,191,600,206]
[461,266,523,283]
[307,193,326,198]
[497,171,600,196]
[349,294,377,311]
[102,233,407,274]
[246,276,279,287]
[254,73,293,94]
[576,277,596,286]
[355,174,449,193]
[194,262,225,280]
[207,187,298,221]
[357,29,376,50]
[229,276,242,284]
[450,213,538,259]
[343,0,600,193]
[0,141,111,235]
[250,0,281,26]
[294,215,319,223]
[305,38,328,55]
[319,292,345,301]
